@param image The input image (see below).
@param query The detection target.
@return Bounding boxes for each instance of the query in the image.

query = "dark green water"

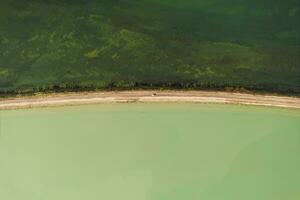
[1,0,299,94]
[0,104,299,200]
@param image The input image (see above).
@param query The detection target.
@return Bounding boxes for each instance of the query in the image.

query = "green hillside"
[0,0,299,94]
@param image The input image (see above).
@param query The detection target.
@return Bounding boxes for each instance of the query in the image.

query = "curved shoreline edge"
[0,90,300,110]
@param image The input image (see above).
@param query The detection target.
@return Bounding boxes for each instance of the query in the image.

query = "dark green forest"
[0,0,299,95]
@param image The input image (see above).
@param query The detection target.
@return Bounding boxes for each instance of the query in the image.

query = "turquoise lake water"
[0,103,299,200]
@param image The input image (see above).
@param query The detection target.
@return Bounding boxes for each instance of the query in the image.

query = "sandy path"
[0,90,300,110]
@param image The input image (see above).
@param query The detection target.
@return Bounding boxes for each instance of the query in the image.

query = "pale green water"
[0,104,299,200]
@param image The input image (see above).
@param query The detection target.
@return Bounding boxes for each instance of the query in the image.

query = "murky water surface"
[0,104,299,200]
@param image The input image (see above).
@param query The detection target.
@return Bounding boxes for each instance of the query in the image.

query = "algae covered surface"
[0,0,299,93]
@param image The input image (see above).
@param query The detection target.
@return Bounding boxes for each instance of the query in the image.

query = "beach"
[0,90,299,110]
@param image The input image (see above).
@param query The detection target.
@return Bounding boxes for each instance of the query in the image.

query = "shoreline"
[0,90,300,110]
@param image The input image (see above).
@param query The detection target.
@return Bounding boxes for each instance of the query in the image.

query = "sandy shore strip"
[0,90,300,110]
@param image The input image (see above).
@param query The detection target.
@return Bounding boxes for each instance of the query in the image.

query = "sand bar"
[0,91,300,110]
